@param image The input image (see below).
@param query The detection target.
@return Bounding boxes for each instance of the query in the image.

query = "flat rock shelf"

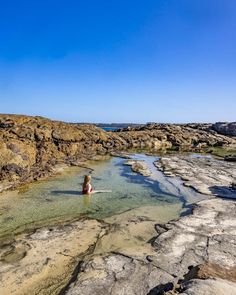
[0,153,235,295]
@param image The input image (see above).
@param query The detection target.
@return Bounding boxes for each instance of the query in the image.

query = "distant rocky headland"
[0,114,235,191]
[95,123,142,129]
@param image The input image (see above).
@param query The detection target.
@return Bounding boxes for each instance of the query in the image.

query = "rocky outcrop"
[176,278,236,295]
[0,218,107,295]
[1,139,236,295]
[182,263,236,284]
[1,196,235,295]
[60,155,236,295]
[0,114,127,190]
[117,123,235,151]
[212,122,236,137]
[124,160,152,176]
[64,253,173,295]
[60,198,236,295]
[1,114,236,191]
[155,155,236,197]
[0,203,182,295]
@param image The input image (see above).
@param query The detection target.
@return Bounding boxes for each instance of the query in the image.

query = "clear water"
[0,154,206,239]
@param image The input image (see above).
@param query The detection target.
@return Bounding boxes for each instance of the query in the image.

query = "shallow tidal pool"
[0,154,206,239]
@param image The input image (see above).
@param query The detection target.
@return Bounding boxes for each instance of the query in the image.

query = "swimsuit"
[82,183,93,194]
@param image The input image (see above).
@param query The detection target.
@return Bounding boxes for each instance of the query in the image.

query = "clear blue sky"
[0,0,235,123]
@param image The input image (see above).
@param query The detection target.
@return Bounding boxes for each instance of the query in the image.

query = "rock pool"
[0,154,206,239]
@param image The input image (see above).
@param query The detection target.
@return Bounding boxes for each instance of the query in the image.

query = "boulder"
[212,122,236,137]
[225,155,236,162]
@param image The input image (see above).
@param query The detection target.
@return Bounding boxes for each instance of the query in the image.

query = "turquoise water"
[0,154,206,238]
[102,127,119,131]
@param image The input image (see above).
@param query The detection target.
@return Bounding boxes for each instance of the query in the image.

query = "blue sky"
[0,0,235,123]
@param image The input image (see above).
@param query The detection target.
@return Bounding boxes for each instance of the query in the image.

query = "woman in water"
[82,175,93,194]
[82,175,112,195]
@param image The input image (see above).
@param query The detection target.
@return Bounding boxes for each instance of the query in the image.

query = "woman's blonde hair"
[83,175,91,190]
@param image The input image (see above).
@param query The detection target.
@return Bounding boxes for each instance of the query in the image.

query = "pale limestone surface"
[0,219,104,295]
[63,155,236,295]
[155,155,236,197]
[179,279,236,295]
[63,198,236,295]
[0,204,182,295]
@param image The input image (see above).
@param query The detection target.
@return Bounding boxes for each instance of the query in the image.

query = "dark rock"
[0,164,26,180]
[224,155,236,162]
[212,122,236,137]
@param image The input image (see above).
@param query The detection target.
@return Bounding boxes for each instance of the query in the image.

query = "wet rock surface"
[0,204,181,295]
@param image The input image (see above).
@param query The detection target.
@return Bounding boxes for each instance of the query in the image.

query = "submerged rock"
[124,160,152,176]
[110,151,131,159]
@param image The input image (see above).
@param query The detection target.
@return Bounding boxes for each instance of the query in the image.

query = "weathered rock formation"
[212,122,236,137]
[124,160,152,176]
[116,123,235,151]
[59,198,236,295]
[0,114,236,191]
[0,114,127,191]
[0,203,181,295]
[0,135,236,295]
[0,218,107,295]
[59,155,236,295]
[155,155,236,197]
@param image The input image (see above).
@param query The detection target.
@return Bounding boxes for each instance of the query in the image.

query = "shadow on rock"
[147,282,174,295]
[209,185,236,199]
